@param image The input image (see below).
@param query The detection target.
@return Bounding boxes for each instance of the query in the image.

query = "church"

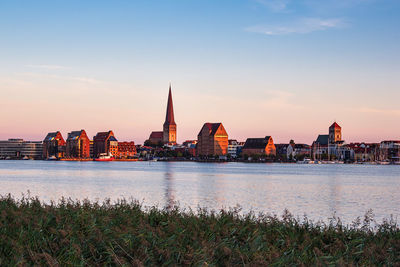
[147,85,177,145]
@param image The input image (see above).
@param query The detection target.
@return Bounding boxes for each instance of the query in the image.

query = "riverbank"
[0,196,399,266]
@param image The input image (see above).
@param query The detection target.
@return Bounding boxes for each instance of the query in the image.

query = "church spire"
[164,84,176,125]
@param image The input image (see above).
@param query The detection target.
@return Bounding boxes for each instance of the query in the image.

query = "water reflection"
[0,161,399,224]
[163,163,175,209]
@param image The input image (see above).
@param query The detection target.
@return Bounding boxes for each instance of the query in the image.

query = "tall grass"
[0,195,399,266]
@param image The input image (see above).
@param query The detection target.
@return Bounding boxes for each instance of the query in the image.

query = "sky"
[0,0,399,144]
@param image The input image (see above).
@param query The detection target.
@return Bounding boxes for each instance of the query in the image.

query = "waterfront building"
[312,122,345,160]
[117,141,137,158]
[65,130,90,158]
[275,144,289,160]
[347,143,379,162]
[227,139,243,158]
[0,139,43,159]
[196,123,228,156]
[379,140,400,162]
[241,136,276,157]
[182,140,197,156]
[93,131,118,158]
[89,140,94,158]
[288,143,311,160]
[42,131,66,159]
[147,85,177,145]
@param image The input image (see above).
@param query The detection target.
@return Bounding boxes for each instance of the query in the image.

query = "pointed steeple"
[164,84,176,125]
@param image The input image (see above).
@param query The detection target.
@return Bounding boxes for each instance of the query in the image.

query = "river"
[0,160,399,225]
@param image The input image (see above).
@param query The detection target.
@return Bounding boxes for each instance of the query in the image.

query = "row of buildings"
[41,130,136,160]
[1,86,399,162]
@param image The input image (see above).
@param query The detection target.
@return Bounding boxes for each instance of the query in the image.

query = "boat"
[94,152,114,162]
[47,156,58,161]
[297,159,312,164]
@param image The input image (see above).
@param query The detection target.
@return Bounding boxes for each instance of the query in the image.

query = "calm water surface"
[0,160,399,224]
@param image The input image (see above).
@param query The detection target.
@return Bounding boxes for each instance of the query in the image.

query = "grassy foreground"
[0,196,399,266]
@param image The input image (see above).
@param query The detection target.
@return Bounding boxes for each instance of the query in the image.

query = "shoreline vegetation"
[1,196,399,266]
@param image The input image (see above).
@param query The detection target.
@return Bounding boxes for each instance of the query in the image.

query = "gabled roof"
[150,131,163,139]
[67,130,86,141]
[314,135,329,145]
[243,136,272,149]
[198,123,224,137]
[329,122,341,129]
[44,131,62,142]
[93,131,114,142]
[108,136,118,142]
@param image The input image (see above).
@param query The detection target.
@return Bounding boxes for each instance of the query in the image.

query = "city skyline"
[1,0,400,144]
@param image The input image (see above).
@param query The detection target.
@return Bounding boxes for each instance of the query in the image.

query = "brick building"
[241,136,276,156]
[117,141,137,159]
[93,131,118,158]
[66,130,90,158]
[148,131,163,145]
[196,123,228,156]
[43,131,66,159]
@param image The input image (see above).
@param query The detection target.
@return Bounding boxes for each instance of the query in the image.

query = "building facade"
[227,139,243,158]
[196,123,228,156]
[0,139,43,159]
[93,131,118,158]
[329,122,342,143]
[43,131,66,159]
[379,141,400,162]
[241,136,276,156]
[66,130,90,158]
[117,141,137,159]
[148,131,163,145]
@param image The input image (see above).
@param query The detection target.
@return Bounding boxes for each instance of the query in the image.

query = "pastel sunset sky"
[1,0,399,144]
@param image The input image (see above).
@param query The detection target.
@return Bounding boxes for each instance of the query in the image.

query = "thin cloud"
[25,64,69,70]
[246,17,347,35]
[19,72,103,85]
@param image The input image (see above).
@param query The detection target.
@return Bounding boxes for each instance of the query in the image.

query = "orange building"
[196,123,228,156]
[117,141,137,158]
[65,130,90,158]
[241,136,276,156]
[93,131,118,158]
[43,131,66,159]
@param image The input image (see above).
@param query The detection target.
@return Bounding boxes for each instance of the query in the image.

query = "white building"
[227,139,243,158]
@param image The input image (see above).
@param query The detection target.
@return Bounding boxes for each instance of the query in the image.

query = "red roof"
[93,131,114,142]
[199,123,223,136]
[150,131,163,139]
[329,122,341,129]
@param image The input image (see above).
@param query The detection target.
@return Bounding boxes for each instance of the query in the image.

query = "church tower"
[329,122,342,144]
[163,85,177,144]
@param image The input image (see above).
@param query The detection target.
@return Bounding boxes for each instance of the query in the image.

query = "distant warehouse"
[0,139,43,160]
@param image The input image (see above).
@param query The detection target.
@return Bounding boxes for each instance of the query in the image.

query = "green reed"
[0,195,399,266]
